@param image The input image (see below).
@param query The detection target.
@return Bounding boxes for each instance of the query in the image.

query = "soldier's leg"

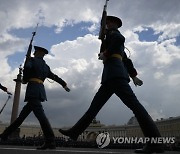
[0,103,32,139]
[114,79,161,138]
[59,83,114,140]
[29,99,55,143]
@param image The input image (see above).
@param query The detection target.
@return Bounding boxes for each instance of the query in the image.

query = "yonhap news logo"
[96,132,176,149]
[112,137,175,144]
[96,132,110,148]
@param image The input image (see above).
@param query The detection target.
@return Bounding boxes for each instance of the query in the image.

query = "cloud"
[0,0,180,128]
[0,33,27,57]
[0,0,101,35]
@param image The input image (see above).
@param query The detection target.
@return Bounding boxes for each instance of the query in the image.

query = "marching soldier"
[59,16,164,153]
[0,46,70,150]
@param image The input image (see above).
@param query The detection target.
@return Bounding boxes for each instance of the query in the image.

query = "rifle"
[24,23,39,65]
[98,0,109,54]
[0,94,11,115]
[22,23,38,83]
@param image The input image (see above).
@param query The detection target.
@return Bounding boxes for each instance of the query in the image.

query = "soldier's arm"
[122,52,137,78]
[24,57,33,68]
[47,70,67,87]
[48,71,70,92]
[0,83,7,92]
[122,52,143,86]
[23,58,34,84]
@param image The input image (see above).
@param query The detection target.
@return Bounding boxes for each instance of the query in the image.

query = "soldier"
[0,46,70,150]
[59,16,164,153]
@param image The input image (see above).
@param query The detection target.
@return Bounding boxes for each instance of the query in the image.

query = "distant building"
[68,116,180,143]
[0,116,180,143]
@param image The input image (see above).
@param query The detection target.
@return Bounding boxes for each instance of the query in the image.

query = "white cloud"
[0,0,180,128]
[70,59,89,73]
[168,74,180,86]
[0,33,27,58]
[154,72,164,80]
[154,24,180,41]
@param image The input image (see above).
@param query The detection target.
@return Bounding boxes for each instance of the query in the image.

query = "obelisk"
[10,65,23,137]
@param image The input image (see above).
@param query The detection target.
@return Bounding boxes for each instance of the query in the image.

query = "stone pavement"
[0,145,179,154]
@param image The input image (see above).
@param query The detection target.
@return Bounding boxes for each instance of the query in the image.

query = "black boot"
[58,129,78,141]
[59,106,98,141]
[0,134,8,142]
[135,144,164,153]
[36,142,56,150]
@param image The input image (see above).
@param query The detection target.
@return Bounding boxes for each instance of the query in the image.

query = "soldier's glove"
[64,86,70,92]
[132,77,143,86]
[98,53,106,61]
[7,91,12,95]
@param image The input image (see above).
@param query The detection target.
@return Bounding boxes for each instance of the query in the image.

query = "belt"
[29,78,44,84]
[111,54,123,60]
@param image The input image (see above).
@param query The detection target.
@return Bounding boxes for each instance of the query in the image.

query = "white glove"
[132,77,143,86]
[98,52,106,61]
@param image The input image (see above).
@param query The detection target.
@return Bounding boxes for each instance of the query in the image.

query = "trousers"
[69,78,161,138]
[2,99,55,143]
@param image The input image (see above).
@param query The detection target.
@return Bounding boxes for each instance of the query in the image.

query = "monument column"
[10,65,23,137]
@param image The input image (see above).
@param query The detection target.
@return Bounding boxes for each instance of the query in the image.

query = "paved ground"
[0,145,179,154]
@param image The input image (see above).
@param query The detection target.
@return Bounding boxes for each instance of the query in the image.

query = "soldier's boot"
[37,141,56,150]
[59,111,95,141]
[0,133,8,142]
[132,104,164,153]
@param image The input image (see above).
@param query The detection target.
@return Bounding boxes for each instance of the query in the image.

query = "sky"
[0,0,180,129]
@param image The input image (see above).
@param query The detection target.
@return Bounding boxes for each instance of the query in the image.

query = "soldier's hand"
[7,91,12,95]
[98,53,106,61]
[132,76,143,86]
[64,86,70,92]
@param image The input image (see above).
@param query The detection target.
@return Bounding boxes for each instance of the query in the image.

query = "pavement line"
[54,149,126,153]
[0,147,36,151]
[0,147,129,153]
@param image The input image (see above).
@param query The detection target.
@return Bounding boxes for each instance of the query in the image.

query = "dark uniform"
[102,28,131,83]
[23,56,67,102]
[0,46,70,150]
[59,16,164,153]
